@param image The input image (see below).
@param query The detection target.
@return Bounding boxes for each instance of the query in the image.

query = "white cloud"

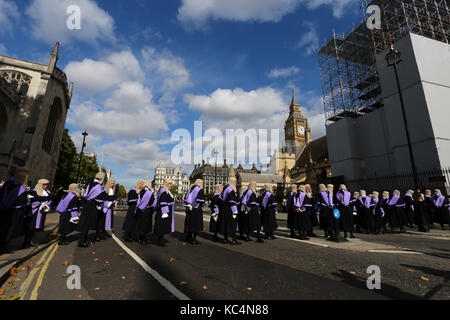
[267,66,300,79]
[184,87,287,130]
[0,0,19,33]
[64,50,145,94]
[102,140,168,165]
[297,22,320,55]
[26,0,115,44]
[126,167,151,177]
[177,0,357,28]
[141,47,191,104]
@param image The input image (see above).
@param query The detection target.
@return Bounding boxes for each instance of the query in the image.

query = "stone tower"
[284,89,311,154]
[0,42,73,185]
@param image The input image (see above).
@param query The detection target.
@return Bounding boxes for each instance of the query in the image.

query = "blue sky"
[0,0,365,188]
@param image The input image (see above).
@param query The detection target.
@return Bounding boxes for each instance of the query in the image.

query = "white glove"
[39,202,50,212]
[232,212,238,219]
[212,213,218,222]
[70,217,80,225]
[162,213,169,219]
[353,212,357,216]
[188,205,193,211]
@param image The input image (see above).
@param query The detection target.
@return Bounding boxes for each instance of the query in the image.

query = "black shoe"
[138,239,144,244]
[270,235,277,240]
[125,238,133,242]
[303,236,310,240]
[95,236,101,242]
[78,242,89,248]
[238,235,247,241]
[100,235,107,240]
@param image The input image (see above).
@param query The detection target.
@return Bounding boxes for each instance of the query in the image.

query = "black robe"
[244,190,262,233]
[414,199,430,232]
[336,190,352,233]
[305,193,318,230]
[0,182,28,245]
[209,193,221,233]
[134,189,155,238]
[78,182,115,233]
[261,191,278,234]
[403,195,415,226]
[58,194,82,235]
[26,190,52,232]
[286,192,297,231]
[154,190,174,236]
[184,186,205,233]
[218,185,239,236]
[123,188,139,234]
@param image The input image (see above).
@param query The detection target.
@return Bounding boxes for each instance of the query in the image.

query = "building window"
[42,97,62,154]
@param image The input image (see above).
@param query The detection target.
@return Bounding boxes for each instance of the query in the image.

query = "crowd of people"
[1,168,449,254]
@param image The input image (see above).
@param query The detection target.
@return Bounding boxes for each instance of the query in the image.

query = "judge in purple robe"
[184,179,205,245]
[237,186,249,241]
[432,189,450,230]
[260,184,278,240]
[241,182,263,243]
[24,179,52,248]
[285,185,299,239]
[154,179,175,247]
[403,190,415,228]
[123,180,144,242]
[0,168,30,254]
[305,184,318,237]
[134,181,156,244]
[219,178,240,245]
[424,190,434,229]
[379,191,390,233]
[318,184,332,238]
[294,185,311,240]
[350,191,361,233]
[209,184,223,242]
[78,173,115,248]
[387,190,406,232]
[103,179,117,237]
[336,185,354,239]
[56,184,82,245]
[356,190,374,234]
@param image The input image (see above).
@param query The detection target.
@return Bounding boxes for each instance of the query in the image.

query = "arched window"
[42,97,62,153]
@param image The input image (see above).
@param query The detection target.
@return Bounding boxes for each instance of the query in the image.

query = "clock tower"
[284,89,311,154]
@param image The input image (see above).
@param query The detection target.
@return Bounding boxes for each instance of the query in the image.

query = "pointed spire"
[228,164,235,179]
[69,82,74,101]
[290,88,299,107]
[48,41,60,74]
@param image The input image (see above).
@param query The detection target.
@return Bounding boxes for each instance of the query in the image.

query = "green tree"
[116,184,127,199]
[55,128,100,189]
[54,129,77,189]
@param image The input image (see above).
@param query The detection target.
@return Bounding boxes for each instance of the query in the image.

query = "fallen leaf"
[9,267,17,276]
[76,294,83,299]
[18,266,26,271]
[246,288,252,291]
[62,274,70,278]
[0,289,5,295]
[92,252,96,255]
[202,285,208,291]
[119,253,124,256]
[348,271,356,275]
[94,258,99,262]
[121,276,126,280]
[170,258,176,262]
[62,261,69,266]
[406,269,414,272]
[8,294,20,300]
[95,288,101,291]
[420,276,429,281]
[180,281,187,286]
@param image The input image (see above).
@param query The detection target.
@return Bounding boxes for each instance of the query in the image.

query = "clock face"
[298,125,305,135]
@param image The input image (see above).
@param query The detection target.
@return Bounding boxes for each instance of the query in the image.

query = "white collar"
[43,190,49,197]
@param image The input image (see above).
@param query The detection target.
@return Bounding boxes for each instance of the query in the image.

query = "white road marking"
[368,250,423,255]
[111,233,190,301]
[174,211,330,248]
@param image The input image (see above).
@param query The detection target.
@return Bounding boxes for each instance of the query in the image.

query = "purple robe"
[433,195,445,208]
[157,187,175,233]
[388,194,400,206]
[56,193,79,218]
[220,186,238,213]
[185,186,204,209]
[336,190,351,207]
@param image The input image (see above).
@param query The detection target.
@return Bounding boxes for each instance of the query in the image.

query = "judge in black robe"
[24,179,52,248]
[317,184,332,237]
[154,180,175,247]
[432,189,450,230]
[56,184,82,245]
[260,184,278,240]
[237,186,250,241]
[294,185,311,240]
[123,180,144,242]
[285,185,299,239]
[241,182,263,243]
[184,180,205,245]
[78,173,115,247]
[336,185,354,238]
[219,178,240,245]
[0,170,29,254]
[413,190,430,232]
[305,184,318,237]
[134,181,156,244]
[403,190,415,228]
[209,184,223,242]
[356,190,373,234]
[424,190,434,229]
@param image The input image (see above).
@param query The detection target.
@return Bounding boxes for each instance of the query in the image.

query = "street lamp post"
[214,151,218,186]
[76,129,88,184]
[385,44,419,190]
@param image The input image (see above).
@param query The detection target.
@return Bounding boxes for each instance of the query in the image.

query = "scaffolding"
[319,0,449,124]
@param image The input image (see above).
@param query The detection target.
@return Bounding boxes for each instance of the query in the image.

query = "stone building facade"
[153,162,190,196]
[0,43,73,185]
